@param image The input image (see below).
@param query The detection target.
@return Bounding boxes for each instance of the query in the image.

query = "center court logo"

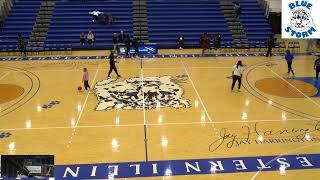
[94,76,190,110]
[282,0,320,38]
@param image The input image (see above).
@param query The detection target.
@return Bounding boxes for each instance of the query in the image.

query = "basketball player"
[108,51,121,78]
[231,61,243,92]
[265,36,274,57]
[285,50,295,78]
[314,56,320,80]
[82,68,90,91]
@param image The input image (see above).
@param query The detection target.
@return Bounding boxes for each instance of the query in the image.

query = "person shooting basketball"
[108,50,121,78]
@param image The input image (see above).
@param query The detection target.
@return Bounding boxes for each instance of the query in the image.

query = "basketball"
[78,86,82,91]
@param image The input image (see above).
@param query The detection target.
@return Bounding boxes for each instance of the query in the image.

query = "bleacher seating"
[0,0,41,52]
[0,0,274,52]
[238,0,273,45]
[45,0,133,50]
[146,0,233,48]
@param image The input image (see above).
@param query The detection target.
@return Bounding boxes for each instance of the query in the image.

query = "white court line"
[267,66,320,110]
[64,62,100,148]
[0,72,10,81]
[180,61,214,123]
[141,62,146,126]
[0,118,312,131]
[75,63,100,127]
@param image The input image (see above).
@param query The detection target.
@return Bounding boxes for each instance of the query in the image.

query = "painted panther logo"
[94,76,190,110]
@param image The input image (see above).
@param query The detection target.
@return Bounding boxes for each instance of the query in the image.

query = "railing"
[257,0,270,18]
[0,0,14,28]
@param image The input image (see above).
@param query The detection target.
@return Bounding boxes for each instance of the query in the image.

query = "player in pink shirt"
[82,68,90,91]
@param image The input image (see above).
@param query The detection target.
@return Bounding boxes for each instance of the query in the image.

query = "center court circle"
[255,78,318,98]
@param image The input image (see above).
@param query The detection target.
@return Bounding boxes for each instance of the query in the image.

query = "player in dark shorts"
[285,50,295,78]
[265,36,274,57]
[314,56,320,80]
[133,38,140,56]
[18,34,26,56]
[124,34,131,56]
[108,51,121,78]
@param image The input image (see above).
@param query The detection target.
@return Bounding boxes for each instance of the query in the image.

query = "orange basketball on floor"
[78,86,82,91]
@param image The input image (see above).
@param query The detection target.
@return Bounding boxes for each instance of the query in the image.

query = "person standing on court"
[82,68,91,91]
[231,60,243,92]
[124,34,131,56]
[314,56,320,80]
[285,50,295,78]
[108,50,121,78]
[113,33,118,50]
[265,36,274,57]
[133,37,140,56]
[17,34,26,56]
[177,34,184,49]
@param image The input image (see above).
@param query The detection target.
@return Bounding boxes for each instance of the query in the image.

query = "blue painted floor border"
[54,153,320,179]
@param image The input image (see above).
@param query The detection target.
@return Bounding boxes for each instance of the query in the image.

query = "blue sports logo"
[283,1,317,38]
[0,132,11,139]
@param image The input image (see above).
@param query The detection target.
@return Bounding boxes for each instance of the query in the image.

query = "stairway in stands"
[133,0,149,42]
[0,0,41,51]
[219,0,248,48]
[27,1,55,50]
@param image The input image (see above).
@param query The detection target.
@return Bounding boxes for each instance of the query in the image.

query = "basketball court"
[0,48,320,179]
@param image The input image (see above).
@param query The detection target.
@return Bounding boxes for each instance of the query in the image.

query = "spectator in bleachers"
[177,34,184,49]
[234,2,241,19]
[17,34,26,56]
[89,10,103,22]
[200,32,209,54]
[265,36,274,57]
[124,34,131,56]
[80,32,86,45]
[87,31,95,45]
[214,34,222,50]
[113,33,118,50]
[118,31,124,43]
[106,11,115,25]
